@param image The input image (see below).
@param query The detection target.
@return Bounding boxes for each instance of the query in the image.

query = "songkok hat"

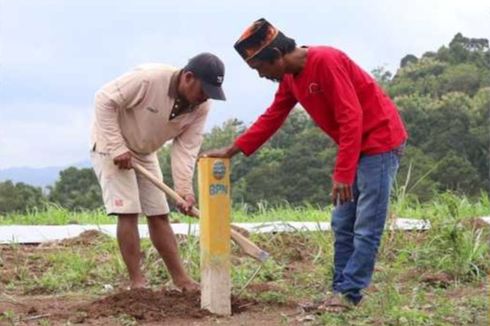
[234,18,287,62]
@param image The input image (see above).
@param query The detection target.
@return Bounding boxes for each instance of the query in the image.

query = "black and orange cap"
[234,18,281,62]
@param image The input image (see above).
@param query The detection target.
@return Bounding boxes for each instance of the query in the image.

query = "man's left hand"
[331,181,353,206]
[177,194,196,216]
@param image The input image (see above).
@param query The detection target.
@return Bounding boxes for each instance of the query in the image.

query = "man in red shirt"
[201,18,407,311]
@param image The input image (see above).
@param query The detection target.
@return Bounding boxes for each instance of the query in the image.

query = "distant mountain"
[0,160,92,188]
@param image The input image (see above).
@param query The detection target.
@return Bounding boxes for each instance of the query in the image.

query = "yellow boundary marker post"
[198,158,231,316]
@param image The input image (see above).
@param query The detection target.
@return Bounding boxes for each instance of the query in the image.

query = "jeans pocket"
[388,151,400,181]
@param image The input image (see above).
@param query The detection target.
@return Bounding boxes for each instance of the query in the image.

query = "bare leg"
[117,214,146,289]
[147,214,199,291]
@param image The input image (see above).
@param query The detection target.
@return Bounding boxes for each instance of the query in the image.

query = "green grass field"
[1,192,489,225]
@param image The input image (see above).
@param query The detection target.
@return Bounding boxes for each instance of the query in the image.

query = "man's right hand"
[113,151,133,169]
[331,181,353,205]
[199,144,240,159]
[177,194,197,217]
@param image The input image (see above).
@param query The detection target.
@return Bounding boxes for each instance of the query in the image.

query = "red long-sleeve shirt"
[235,46,408,184]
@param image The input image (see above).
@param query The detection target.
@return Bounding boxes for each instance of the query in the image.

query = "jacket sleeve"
[322,59,363,184]
[170,102,210,197]
[94,70,150,158]
[234,80,297,156]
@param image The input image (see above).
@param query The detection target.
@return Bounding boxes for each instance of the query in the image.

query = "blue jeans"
[331,145,402,304]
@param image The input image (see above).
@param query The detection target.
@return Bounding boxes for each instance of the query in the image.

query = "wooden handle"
[133,163,269,262]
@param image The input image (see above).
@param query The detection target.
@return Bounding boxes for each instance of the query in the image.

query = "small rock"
[103,284,114,292]
[297,314,316,322]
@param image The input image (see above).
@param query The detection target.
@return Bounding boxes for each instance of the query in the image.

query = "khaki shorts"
[91,150,170,216]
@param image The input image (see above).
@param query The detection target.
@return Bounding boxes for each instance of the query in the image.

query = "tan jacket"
[91,64,210,197]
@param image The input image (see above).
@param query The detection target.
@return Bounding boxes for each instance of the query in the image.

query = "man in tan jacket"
[91,53,226,290]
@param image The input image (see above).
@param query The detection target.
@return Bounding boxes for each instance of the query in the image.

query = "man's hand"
[199,144,240,159]
[113,151,133,169]
[331,181,353,206]
[177,194,196,216]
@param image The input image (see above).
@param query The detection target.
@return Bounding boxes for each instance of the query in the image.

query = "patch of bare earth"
[0,230,113,295]
[1,229,487,325]
[0,244,52,291]
[54,230,111,247]
[420,272,454,288]
[463,217,490,230]
[80,289,211,321]
[0,290,301,325]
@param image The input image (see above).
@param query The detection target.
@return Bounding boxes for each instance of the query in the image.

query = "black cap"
[184,53,226,101]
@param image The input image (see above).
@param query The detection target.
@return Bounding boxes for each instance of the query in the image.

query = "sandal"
[317,292,353,313]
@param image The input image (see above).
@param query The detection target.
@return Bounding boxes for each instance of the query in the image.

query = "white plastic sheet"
[0,217,437,244]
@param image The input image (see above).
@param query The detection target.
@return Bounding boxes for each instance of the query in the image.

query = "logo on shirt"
[145,106,158,113]
[308,82,323,94]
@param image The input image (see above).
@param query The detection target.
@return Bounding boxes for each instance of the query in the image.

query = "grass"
[0,191,489,225]
[0,204,113,225]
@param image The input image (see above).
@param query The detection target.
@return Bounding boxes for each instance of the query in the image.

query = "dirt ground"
[0,290,302,325]
[1,229,487,325]
[0,231,307,325]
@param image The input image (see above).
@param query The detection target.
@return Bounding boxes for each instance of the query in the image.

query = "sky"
[0,0,489,169]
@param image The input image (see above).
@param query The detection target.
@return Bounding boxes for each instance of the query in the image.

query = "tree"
[0,181,46,214]
[201,119,244,150]
[439,64,481,96]
[432,151,482,195]
[372,66,393,89]
[421,92,475,160]
[396,147,440,202]
[390,58,448,97]
[48,167,103,210]
[395,94,434,147]
[450,33,489,53]
[468,88,490,191]
[400,54,418,68]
